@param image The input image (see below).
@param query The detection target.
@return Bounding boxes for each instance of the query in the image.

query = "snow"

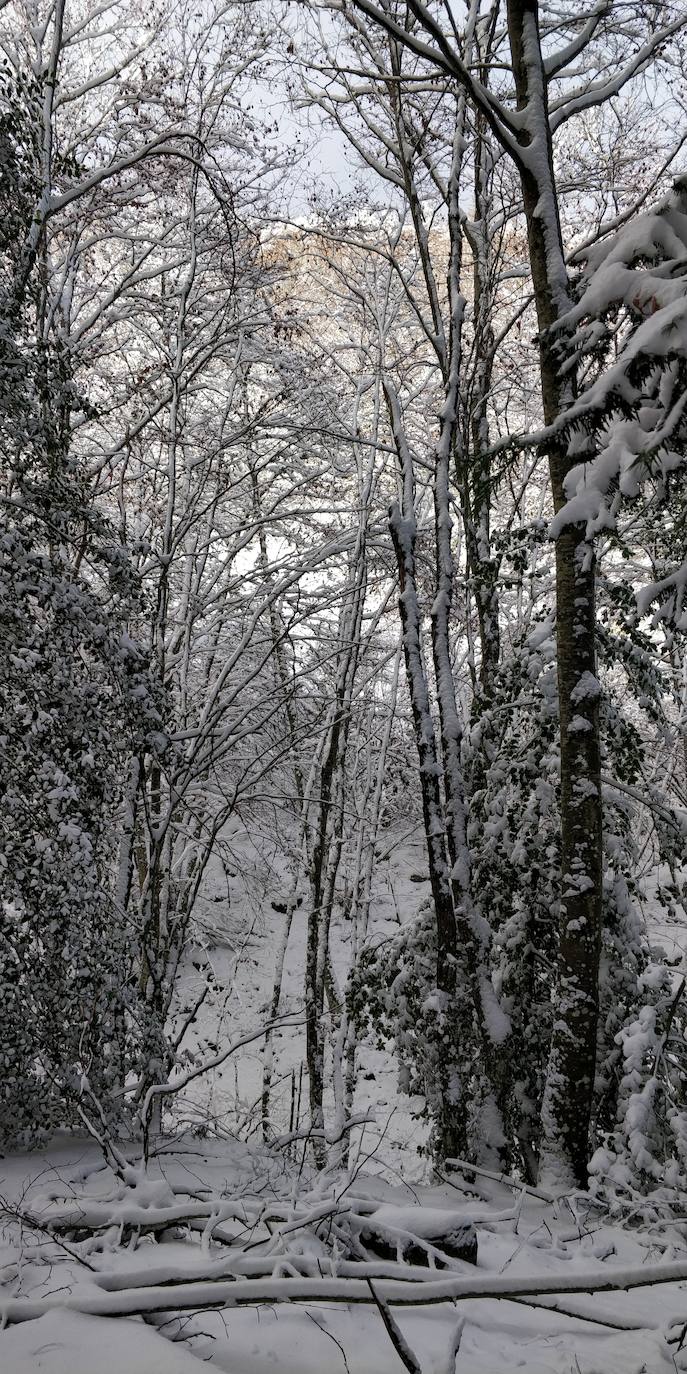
[1,791,687,1369]
[570,672,601,702]
[1,1311,205,1374]
[5,4,687,1370]
[4,1021,687,1374]
[167,821,438,1177]
[567,714,593,733]
[548,183,687,567]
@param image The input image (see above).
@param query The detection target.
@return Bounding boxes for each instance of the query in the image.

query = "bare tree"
[325,0,686,1187]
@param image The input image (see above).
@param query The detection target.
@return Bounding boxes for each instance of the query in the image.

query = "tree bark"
[506,0,603,1188]
[387,389,466,1160]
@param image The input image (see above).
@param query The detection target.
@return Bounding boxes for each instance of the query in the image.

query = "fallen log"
[2,1257,687,1325]
[359,1217,477,1267]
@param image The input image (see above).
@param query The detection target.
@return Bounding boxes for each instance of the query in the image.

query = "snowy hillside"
[176,823,434,1174]
[5,834,686,1371]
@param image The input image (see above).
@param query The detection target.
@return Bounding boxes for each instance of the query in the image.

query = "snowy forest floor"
[3,829,687,1372]
[4,1135,687,1372]
[177,820,687,1176]
[177,823,437,1170]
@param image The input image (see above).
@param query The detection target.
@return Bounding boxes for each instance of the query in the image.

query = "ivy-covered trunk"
[506,0,603,1188]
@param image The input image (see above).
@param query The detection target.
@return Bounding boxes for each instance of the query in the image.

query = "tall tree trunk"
[506,0,603,1189]
[463,6,501,701]
[306,523,368,1165]
[430,140,511,1159]
[387,386,466,1160]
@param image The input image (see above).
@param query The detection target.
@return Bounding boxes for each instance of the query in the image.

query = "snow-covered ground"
[3,1134,687,1372]
[177,822,434,1176]
[3,830,687,1372]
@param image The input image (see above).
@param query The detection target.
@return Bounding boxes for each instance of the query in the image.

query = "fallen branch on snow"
[2,1257,687,1325]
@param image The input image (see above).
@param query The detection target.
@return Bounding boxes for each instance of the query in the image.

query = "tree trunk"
[306,525,368,1165]
[506,0,603,1188]
[387,392,466,1160]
